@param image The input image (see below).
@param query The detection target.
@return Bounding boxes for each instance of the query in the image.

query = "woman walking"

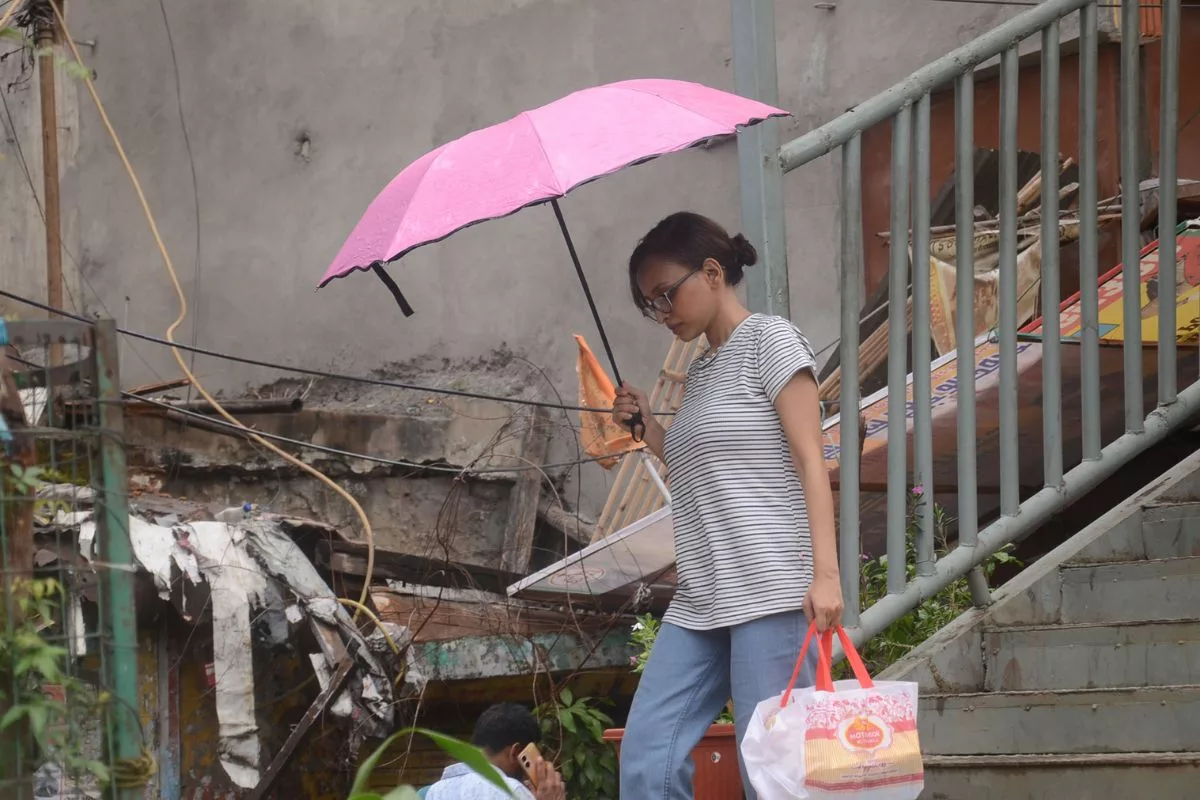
[612,212,844,799]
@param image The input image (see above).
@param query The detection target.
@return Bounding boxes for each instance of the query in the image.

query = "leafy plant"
[347,727,514,800]
[844,486,1021,677]
[0,577,111,787]
[2,454,112,789]
[535,688,618,800]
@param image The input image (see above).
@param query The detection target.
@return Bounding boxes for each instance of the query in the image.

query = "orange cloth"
[575,334,644,469]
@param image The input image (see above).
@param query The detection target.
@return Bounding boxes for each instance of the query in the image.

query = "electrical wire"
[45,0,389,619]
[123,391,640,474]
[0,288,627,414]
[0,287,842,412]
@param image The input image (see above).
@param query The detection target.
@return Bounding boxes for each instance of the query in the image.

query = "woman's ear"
[702,257,725,284]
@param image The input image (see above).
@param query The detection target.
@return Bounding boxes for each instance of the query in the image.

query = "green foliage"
[536,688,618,800]
[2,458,111,787]
[0,577,112,786]
[843,488,1021,677]
[347,727,514,799]
[628,614,659,675]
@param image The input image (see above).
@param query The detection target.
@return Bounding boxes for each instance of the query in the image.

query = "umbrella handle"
[628,411,645,443]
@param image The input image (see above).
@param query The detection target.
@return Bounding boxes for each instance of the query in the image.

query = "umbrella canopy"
[318,79,788,288]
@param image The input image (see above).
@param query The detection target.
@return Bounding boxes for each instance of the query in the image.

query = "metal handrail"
[775,0,1188,648]
[779,0,1093,171]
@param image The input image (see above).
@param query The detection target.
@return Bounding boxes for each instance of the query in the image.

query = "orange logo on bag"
[837,715,889,752]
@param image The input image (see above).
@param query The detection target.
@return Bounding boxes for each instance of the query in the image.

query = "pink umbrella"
[320,78,788,437]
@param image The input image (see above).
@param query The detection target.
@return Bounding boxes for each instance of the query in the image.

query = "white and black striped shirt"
[662,314,816,630]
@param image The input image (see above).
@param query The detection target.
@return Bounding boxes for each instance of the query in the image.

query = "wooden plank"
[371,588,610,642]
[536,497,597,544]
[500,408,551,575]
[319,540,524,595]
[248,659,354,800]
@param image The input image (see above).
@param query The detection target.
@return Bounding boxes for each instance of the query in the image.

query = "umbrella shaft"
[551,199,624,387]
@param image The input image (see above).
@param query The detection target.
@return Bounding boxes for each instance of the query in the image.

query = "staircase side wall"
[879,447,1200,692]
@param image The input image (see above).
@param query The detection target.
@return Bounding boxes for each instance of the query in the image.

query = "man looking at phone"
[424,703,566,800]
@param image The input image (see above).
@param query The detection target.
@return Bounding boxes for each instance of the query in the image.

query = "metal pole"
[1079,2,1101,460]
[1120,0,1143,433]
[839,135,863,625]
[36,13,64,367]
[779,0,1093,171]
[1041,21,1064,488]
[641,452,671,504]
[955,72,979,548]
[887,105,912,596]
[912,94,935,578]
[1157,0,1181,407]
[732,0,789,318]
[93,320,142,800]
[999,48,1020,517]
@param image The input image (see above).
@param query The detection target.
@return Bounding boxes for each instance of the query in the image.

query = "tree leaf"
[559,687,573,707]
[0,705,27,731]
[411,728,512,796]
[381,788,422,800]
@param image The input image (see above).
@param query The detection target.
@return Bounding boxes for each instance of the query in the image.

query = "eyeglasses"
[640,270,698,321]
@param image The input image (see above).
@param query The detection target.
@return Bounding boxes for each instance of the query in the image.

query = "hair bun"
[731,233,759,269]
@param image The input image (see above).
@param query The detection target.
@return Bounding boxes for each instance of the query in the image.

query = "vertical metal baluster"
[1042,21,1064,488]
[999,47,1020,517]
[1120,0,1143,432]
[887,105,913,595]
[956,71,979,548]
[1079,2,1101,460]
[1158,0,1181,407]
[839,135,863,626]
[912,94,936,577]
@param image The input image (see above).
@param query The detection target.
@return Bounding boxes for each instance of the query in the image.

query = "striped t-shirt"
[662,314,817,630]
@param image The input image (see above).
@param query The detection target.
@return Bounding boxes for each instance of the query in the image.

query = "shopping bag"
[741,624,924,800]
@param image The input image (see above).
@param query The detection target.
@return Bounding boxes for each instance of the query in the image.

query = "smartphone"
[518,742,542,788]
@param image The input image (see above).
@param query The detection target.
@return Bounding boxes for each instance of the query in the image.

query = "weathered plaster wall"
[1,0,1028,512]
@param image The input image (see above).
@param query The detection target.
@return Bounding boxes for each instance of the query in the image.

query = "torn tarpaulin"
[61,496,396,790]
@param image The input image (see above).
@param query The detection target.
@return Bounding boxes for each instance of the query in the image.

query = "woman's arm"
[775,371,844,632]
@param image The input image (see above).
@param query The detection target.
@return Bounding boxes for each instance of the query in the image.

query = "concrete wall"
[1,0,1028,511]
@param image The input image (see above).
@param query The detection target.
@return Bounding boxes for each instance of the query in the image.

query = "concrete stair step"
[919,684,1200,755]
[1055,556,1200,624]
[1144,503,1200,559]
[922,752,1200,799]
[982,619,1200,691]
[1073,502,1200,563]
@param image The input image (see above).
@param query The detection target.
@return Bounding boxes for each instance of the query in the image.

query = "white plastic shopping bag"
[741,624,924,800]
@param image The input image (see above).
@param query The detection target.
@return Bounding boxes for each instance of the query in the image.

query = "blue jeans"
[619,610,817,799]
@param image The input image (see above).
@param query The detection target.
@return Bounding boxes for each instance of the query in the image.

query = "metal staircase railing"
[773,0,1189,646]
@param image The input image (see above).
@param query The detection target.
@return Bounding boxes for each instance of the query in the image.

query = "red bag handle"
[780,623,874,707]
